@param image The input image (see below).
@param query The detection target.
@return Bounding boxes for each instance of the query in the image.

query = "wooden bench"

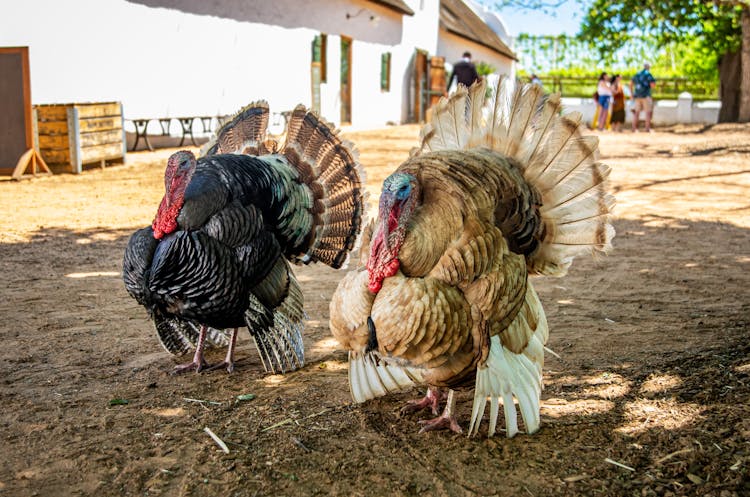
[127,116,218,151]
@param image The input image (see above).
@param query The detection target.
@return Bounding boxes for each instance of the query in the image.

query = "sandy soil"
[1,122,748,496]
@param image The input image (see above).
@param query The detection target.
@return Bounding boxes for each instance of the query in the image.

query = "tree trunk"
[739,6,750,122]
[718,50,741,123]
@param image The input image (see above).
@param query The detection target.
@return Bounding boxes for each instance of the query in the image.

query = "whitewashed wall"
[0,0,520,129]
[1,1,320,118]
[0,0,431,128]
[465,0,515,64]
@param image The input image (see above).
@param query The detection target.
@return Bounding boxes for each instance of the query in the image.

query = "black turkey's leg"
[418,389,463,434]
[205,327,239,373]
[401,387,444,416]
[172,325,209,374]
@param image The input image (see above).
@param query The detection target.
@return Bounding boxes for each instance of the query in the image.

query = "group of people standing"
[595,63,656,133]
[445,53,657,134]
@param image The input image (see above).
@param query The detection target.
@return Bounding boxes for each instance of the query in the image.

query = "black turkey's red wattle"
[152,195,184,239]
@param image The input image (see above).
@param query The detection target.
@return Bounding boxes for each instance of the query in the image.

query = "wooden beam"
[11,148,52,180]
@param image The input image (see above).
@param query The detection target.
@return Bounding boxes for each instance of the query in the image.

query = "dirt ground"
[1,121,749,497]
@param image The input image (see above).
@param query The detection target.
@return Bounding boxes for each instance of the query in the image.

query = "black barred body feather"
[123,100,364,374]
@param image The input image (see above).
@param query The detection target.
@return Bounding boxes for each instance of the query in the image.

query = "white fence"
[560,92,721,127]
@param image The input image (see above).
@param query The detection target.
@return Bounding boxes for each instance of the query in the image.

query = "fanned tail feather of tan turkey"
[415,76,615,277]
[280,105,366,269]
[418,85,471,153]
[348,351,424,403]
[200,101,274,157]
[469,284,548,438]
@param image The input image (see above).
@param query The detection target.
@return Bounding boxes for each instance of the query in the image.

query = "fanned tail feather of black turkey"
[200,101,274,157]
[245,258,305,374]
[153,312,231,355]
[280,106,366,269]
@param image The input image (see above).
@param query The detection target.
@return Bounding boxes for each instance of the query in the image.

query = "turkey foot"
[171,357,207,374]
[171,324,209,375]
[203,360,234,373]
[401,387,443,416]
[418,389,463,434]
[203,327,239,373]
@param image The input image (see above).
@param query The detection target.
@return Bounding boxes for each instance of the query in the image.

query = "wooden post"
[119,102,127,164]
[67,106,82,174]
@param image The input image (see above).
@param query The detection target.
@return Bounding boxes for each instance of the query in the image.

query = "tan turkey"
[329,78,615,437]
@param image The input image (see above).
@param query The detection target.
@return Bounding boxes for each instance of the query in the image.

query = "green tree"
[489,0,750,122]
[579,0,748,122]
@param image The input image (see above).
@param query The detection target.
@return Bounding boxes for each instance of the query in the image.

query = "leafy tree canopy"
[487,1,744,82]
[579,0,744,59]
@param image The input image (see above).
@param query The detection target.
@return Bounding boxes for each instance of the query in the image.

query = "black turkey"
[123,101,365,374]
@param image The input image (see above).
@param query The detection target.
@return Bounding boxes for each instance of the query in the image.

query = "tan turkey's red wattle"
[367,252,400,293]
[366,216,402,293]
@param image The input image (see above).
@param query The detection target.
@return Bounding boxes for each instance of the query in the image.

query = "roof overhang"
[368,0,415,16]
[440,0,517,61]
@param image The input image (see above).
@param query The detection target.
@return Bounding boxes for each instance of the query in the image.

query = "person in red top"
[609,74,626,132]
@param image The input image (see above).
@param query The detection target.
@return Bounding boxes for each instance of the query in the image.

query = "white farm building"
[1,0,516,131]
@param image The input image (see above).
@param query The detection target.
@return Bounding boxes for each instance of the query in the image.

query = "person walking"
[446,51,480,94]
[609,74,626,132]
[596,72,612,131]
[630,62,656,132]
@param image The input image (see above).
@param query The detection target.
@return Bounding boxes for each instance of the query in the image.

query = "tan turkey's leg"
[417,389,463,434]
[401,387,444,416]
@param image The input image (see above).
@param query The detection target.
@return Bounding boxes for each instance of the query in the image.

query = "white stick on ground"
[203,426,230,454]
[604,457,635,472]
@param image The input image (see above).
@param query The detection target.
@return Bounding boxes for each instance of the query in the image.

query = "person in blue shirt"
[630,63,656,132]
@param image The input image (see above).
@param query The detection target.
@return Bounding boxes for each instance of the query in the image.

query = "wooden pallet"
[35,101,126,174]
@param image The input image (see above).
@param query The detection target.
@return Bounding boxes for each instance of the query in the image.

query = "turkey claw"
[400,388,443,416]
[416,389,461,434]
[418,414,463,434]
[204,360,235,374]
[171,359,208,375]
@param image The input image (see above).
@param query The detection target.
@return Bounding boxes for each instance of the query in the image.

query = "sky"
[488,1,586,36]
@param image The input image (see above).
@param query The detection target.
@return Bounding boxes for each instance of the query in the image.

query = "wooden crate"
[34,101,126,174]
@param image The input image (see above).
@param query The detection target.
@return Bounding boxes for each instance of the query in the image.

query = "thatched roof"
[440,0,516,60]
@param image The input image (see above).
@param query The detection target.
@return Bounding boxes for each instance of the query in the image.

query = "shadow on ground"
[0,215,748,496]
